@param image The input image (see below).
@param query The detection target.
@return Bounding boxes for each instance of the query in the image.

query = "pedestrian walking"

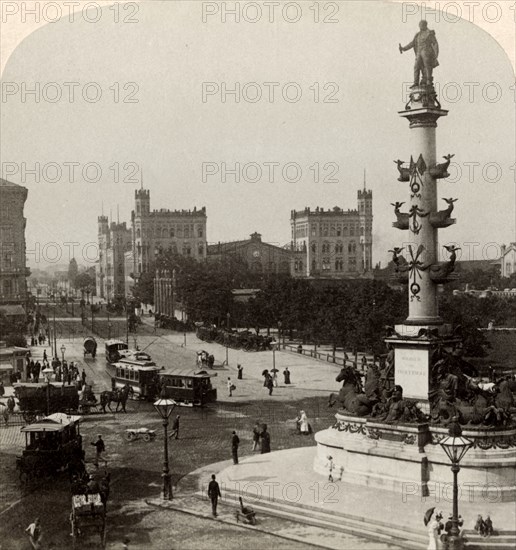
[231,431,240,464]
[81,369,87,384]
[283,367,291,384]
[237,364,243,379]
[252,422,261,451]
[227,377,234,397]
[299,410,310,434]
[260,424,271,454]
[266,376,274,396]
[91,435,106,468]
[25,518,42,549]
[43,349,47,362]
[170,415,180,439]
[0,381,4,397]
[208,474,221,517]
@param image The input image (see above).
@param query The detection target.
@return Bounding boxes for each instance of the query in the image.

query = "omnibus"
[105,340,129,363]
[159,368,217,407]
[114,362,161,400]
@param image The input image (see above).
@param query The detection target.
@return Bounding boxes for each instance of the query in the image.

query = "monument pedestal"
[315,413,516,502]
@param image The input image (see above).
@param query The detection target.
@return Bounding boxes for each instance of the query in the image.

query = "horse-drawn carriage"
[83,337,98,358]
[14,382,80,423]
[16,413,84,482]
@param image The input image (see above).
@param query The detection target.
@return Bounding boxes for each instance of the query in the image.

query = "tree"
[74,272,95,291]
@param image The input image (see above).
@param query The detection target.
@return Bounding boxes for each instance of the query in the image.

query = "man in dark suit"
[231,431,240,464]
[399,20,439,87]
[208,474,221,517]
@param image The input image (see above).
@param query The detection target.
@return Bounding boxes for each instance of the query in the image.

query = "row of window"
[135,225,204,239]
[307,223,370,238]
[137,242,205,257]
[311,259,357,272]
[312,242,357,254]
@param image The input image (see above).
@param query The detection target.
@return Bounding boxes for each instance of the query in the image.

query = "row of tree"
[130,252,516,355]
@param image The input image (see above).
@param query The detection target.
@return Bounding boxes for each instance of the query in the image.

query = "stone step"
[202,489,427,550]
[208,490,516,550]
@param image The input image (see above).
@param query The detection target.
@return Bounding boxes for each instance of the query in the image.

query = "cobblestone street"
[0,329,348,549]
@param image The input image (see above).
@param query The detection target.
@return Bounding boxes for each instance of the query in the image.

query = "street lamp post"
[181,308,186,347]
[439,418,473,550]
[224,312,231,366]
[53,306,57,360]
[153,396,177,500]
[60,345,66,364]
[278,321,283,348]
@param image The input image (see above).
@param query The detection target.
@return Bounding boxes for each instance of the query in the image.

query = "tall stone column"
[399,99,447,325]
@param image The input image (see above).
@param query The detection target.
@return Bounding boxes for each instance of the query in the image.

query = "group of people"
[426,509,494,549]
[197,350,215,369]
[262,368,292,395]
[474,514,494,537]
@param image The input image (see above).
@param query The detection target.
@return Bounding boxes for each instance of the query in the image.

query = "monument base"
[315,413,516,502]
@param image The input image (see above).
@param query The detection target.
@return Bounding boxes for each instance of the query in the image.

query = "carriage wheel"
[125,431,135,441]
[143,433,151,442]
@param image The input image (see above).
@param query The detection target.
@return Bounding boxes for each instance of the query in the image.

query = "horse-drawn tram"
[113,362,161,400]
[159,368,217,406]
[14,382,80,422]
[17,413,83,481]
[105,339,129,363]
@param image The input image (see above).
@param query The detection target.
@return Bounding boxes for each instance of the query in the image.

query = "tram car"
[14,382,80,422]
[105,339,129,363]
[17,413,83,480]
[113,361,161,400]
[159,368,217,407]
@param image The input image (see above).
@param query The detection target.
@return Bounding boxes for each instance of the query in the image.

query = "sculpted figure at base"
[399,20,439,87]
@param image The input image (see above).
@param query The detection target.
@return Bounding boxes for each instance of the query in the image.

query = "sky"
[0,0,514,269]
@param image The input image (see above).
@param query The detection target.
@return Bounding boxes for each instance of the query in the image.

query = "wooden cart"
[70,493,106,548]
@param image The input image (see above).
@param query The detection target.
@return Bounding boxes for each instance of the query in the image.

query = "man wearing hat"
[91,435,106,468]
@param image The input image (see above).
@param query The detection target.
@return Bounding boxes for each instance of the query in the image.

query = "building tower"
[357,178,373,272]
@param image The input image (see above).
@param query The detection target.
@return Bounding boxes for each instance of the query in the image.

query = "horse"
[328,366,374,416]
[100,384,133,413]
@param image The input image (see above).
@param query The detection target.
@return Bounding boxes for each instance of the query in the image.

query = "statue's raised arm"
[399,20,439,88]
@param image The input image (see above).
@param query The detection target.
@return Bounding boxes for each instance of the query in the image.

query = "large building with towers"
[131,189,207,277]
[290,188,373,278]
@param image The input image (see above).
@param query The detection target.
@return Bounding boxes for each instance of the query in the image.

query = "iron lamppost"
[154,395,177,500]
[439,418,473,550]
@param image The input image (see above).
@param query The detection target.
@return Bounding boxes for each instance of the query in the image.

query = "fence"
[281,343,371,372]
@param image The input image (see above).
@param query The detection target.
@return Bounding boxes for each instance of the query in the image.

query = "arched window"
[343,226,349,236]
[136,228,141,239]
[169,227,175,238]
[198,243,204,256]
[350,226,355,236]
[311,243,317,254]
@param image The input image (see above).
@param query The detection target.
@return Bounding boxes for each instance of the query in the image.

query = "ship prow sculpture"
[315,21,516,502]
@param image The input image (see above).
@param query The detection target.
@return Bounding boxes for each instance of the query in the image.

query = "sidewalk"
[173,447,515,549]
[141,323,345,403]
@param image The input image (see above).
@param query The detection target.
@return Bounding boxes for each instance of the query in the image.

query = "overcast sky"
[0,1,514,269]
